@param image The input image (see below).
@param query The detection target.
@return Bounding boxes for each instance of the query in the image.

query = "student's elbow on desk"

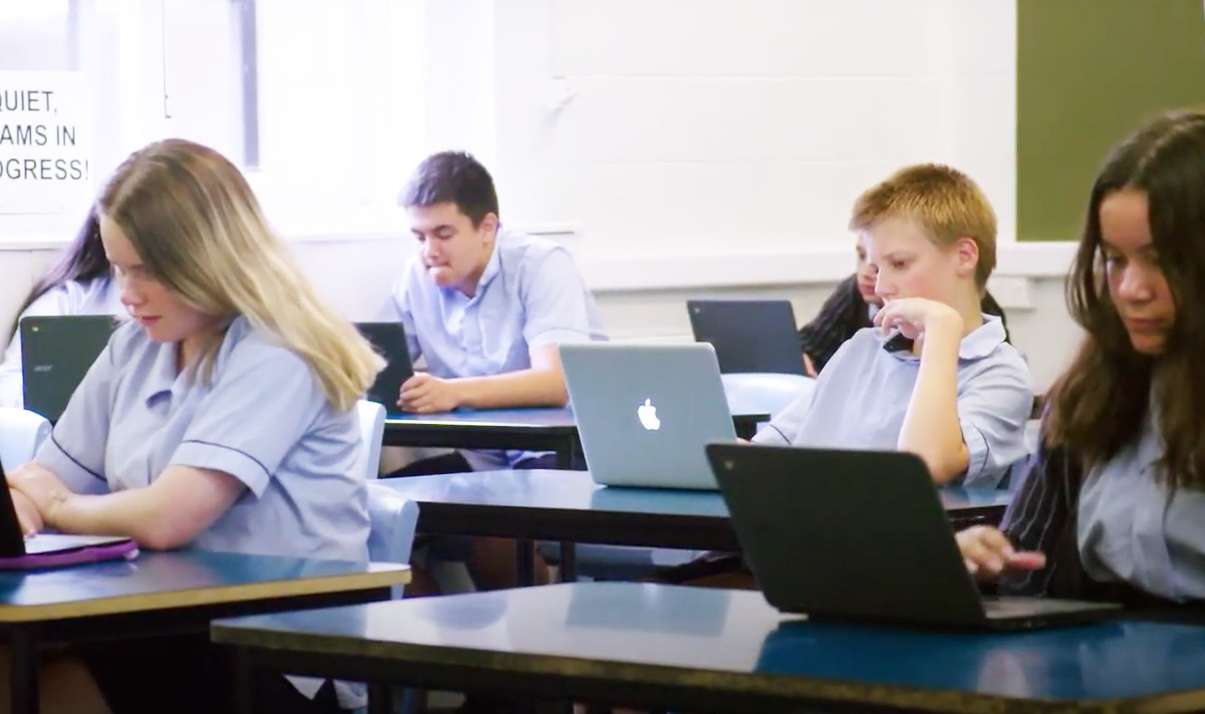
[133,466,247,550]
[131,518,195,551]
[547,376,570,407]
[910,444,970,486]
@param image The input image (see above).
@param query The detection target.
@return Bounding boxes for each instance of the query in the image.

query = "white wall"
[0,0,1085,392]
[490,0,1017,266]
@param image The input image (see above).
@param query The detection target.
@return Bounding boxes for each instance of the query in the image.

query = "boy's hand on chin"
[874,298,963,340]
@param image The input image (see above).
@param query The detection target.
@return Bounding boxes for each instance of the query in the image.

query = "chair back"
[0,408,52,471]
[720,372,814,417]
[354,400,385,480]
[366,482,419,598]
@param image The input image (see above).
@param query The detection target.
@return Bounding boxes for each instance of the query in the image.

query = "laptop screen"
[0,457,29,557]
[20,315,117,422]
[687,300,804,376]
[354,322,414,413]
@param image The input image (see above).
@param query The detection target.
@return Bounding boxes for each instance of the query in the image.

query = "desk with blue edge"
[0,549,409,714]
[380,469,1013,582]
[214,581,1205,713]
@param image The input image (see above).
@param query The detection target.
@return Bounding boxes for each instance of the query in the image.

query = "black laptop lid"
[686,300,804,376]
[707,443,987,626]
[0,458,27,557]
[355,322,414,411]
[20,315,117,423]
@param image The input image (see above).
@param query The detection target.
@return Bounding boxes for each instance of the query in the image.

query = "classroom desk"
[382,407,768,469]
[214,581,1205,714]
[381,469,1013,582]
[0,549,409,714]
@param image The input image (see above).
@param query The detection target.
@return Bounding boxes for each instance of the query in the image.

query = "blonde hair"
[849,163,997,288]
[98,139,382,411]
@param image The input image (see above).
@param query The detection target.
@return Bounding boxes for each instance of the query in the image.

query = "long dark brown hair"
[7,207,112,341]
[1045,110,1205,489]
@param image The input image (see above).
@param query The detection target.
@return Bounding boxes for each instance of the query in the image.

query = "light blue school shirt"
[35,316,370,563]
[1079,404,1205,602]
[385,227,606,469]
[752,315,1032,488]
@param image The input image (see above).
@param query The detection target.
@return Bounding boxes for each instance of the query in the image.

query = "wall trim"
[1,226,1079,293]
[579,240,1077,292]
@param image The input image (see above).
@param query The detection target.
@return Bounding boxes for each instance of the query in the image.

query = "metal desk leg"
[516,539,535,587]
[10,627,37,714]
[555,437,576,470]
[231,648,254,714]
[368,682,393,714]
[559,541,577,582]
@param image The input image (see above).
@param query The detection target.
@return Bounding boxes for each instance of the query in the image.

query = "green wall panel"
[1017,0,1205,241]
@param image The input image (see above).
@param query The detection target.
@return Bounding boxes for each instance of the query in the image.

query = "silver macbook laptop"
[560,343,736,489]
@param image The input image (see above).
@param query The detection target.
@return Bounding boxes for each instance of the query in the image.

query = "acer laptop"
[560,343,737,489]
[706,443,1121,629]
[20,315,117,422]
[686,299,804,376]
[0,456,137,569]
[354,322,414,413]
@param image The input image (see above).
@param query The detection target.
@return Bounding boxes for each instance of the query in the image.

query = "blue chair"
[354,401,418,596]
[367,482,419,598]
[720,372,814,417]
[355,400,386,480]
[0,407,52,469]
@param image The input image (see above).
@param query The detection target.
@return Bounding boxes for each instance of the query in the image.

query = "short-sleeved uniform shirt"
[36,316,369,562]
[1079,403,1205,602]
[754,315,1032,488]
[0,276,123,408]
[385,227,606,469]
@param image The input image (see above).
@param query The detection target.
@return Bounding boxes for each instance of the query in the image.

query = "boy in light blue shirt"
[384,151,605,474]
[755,164,1032,488]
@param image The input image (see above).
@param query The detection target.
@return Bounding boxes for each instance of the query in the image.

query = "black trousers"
[384,451,561,478]
[81,633,345,714]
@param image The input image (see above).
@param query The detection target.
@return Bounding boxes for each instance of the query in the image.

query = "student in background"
[0,209,122,408]
[6,138,381,713]
[959,110,1205,609]
[382,151,605,593]
[797,234,1010,376]
[755,165,1032,488]
[384,151,605,475]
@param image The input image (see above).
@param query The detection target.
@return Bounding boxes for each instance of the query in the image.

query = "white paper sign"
[0,71,91,214]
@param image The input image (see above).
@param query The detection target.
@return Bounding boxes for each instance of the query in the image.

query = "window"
[0,0,426,243]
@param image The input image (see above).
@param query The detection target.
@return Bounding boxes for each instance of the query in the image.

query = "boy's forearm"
[898,318,969,484]
[453,369,569,410]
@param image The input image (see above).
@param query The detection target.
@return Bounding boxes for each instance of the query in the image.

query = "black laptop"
[354,322,414,412]
[686,299,804,375]
[20,315,117,423]
[706,443,1121,629]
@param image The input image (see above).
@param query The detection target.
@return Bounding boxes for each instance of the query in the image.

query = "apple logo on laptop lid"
[637,398,661,431]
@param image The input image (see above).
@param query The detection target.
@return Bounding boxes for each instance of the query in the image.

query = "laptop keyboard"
[983,595,1116,618]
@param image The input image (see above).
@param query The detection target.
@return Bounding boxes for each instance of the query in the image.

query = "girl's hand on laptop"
[398,373,461,413]
[874,298,963,342]
[10,489,43,537]
[8,462,71,527]
[956,526,1046,580]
